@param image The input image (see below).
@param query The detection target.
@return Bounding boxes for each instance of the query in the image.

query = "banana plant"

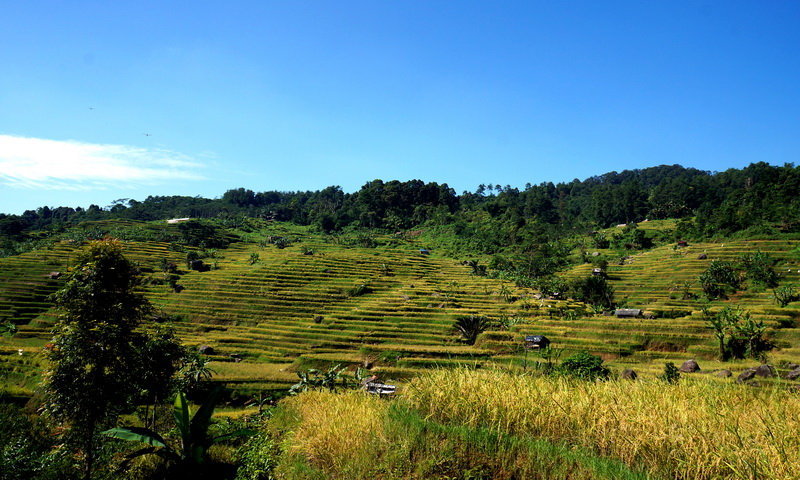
[102,387,254,469]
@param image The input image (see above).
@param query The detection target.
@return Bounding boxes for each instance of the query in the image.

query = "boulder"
[785,367,800,381]
[591,252,600,257]
[679,359,701,373]
[198,345,215,355]
[786,363,799,370]
[754,364,775,378]
[714,369,732,378]
[738,368,757,383]
[620,369,638,380]
[697,253,708,260]
[230,353,243,363]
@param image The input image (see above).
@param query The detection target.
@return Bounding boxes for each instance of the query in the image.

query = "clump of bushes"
[659,362,681,384]
[533,276,567,298]
[610,226,652,250]
[591,231,610,249]
[569,275,614,309]
[705,306,773,361]
[0,404,76,479]
[774,285,799,307]
[558,351,610,381]
[346,283,373,297]
[235,430,279,480]
[739,251,779,288]
[699,260,740,299]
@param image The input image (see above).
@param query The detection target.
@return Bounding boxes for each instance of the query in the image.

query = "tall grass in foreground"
[274,390,651,479]
[405,369,800,480]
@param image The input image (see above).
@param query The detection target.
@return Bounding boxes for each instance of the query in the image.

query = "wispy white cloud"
[0,134,206,190]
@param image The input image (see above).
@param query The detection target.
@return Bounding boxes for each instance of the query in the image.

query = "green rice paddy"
[1,220,798,396]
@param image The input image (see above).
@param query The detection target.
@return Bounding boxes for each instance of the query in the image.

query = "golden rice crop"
[279,390,388,478]
[405,369,800,480]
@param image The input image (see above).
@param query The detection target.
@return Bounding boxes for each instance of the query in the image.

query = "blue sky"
[1,1,798,214]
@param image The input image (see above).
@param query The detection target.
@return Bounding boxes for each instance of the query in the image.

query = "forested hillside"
[3,163,800,253]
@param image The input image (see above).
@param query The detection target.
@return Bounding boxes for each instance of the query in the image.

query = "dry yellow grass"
[209,361,296,382]
[279,391,387,478]
[405,369,800,480]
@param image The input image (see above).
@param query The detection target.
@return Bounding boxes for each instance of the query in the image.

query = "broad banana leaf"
[101,427,168,448]
[173,392,191,455]
[189,386,224,444]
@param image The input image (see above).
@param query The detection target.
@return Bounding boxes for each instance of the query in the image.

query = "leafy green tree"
[569,276,615,309]
[739,251,779,288]
[135,325,189,429]
[698,260,740,299]
[610,226,651,250]
[43,239,153,480]
[534,276,568,298]
[730,313,771,362]
[186,250,200,268]
[591,232,609,249]
[774,285,799,307]
[704,306,773,361]
[176,350,216,394]
[703,307,730,360]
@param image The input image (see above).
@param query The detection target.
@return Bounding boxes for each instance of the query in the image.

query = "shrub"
[699,261,740,299]
[610,226,651,250]
[453,315,491,345]
[774,285,799,307]
[534,276,567,298]
[705,306,774,361]
[276,238,289,249]
[464,259,487,276]
[569,276,614,309]
[346,283,373,297]
[186,250,200,268]
[497,315,523,330]
[0,404,76,479]
[558,351,610,381]
[591,232,610,249]
[289,365,354,394]
[739,251,779,288]
[659,362,680,384]
[236,431,279,480]
[775,317,797,329]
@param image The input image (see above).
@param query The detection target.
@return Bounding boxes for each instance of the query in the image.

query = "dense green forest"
[3,162,799,256]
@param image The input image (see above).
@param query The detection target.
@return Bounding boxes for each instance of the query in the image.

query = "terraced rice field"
[554,238,800,371]
[2,220,799,396]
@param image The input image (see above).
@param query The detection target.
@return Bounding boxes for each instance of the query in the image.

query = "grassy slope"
[2,219,800,397]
